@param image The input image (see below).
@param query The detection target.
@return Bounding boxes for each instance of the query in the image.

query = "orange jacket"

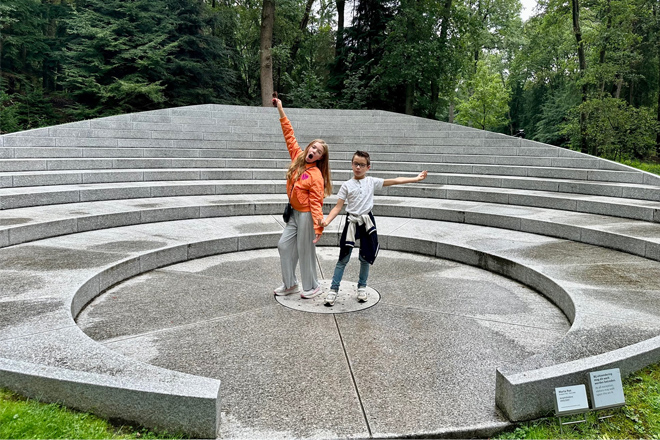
[280,117,325,236]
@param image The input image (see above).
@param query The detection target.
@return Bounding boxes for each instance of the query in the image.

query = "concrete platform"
[78,247,569,439]
[3,104,660,438]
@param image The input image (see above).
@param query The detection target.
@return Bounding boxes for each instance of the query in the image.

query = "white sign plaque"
[589,368,625,409]
[554,384,590,415]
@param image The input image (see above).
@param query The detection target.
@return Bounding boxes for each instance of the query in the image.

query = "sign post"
[589,368,625,419]
[554,384,590,434]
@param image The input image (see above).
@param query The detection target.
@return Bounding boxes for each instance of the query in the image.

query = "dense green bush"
[562,96,660,161]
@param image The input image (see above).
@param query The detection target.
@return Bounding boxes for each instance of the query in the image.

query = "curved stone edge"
[0,357,220,438]
[1,221,658,433]
[495,334,660,421]
[2,200,659,263]
[0,233,281,437]
[3,177,660,218]
[378,235,660,421]
[1,226,572,437]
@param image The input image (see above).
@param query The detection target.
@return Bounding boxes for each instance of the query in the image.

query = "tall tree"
[570,0,589,153]
[62,0,176,117]
[163,0,238,106]
[259,0,274,106]
[455,58,510,130]
[330,0,394,108]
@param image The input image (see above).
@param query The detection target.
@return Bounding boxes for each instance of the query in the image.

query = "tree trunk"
[428,79,439,119]
[599,0,611,96]
[42,4,57,92]
[614,77,623,99]
[655,1,660,155]
[657,37,660,154]
[405,82,414,115]
[439,0,452,41]
[336,0,345,52]
[436,0,452,120]
[449,99,454,123]
[290,0,315,61]
[259,0,275,107]
[571,0,589,154]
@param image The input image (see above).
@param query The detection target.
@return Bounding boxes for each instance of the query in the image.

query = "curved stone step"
[1,194,659,264]
[0,157,644,187]
[3,168,660,205]
[0,148,627,172]
[2,104,660,436]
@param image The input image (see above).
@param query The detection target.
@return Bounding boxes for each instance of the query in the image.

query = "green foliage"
[562,96,659,160]
[282,70,333,108]
[61,0,176,116]
[0,90,21,134]
[0,388,183,439]
[335,55,372,109]
[622,159,660,176]
[534,83,581,146]
[330,0,395,110]
[163,0,239,106]
[0,0,658,158]
[455,59,510,130]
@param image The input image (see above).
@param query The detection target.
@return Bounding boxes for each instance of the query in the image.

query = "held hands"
[417,170,428,181]
[317,217,329,228]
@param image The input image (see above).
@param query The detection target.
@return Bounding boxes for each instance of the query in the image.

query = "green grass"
[496,361,660,439]
[0,389,184,439]
[621,159,660,176]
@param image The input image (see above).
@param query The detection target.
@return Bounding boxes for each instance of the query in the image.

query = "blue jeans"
[330,249,370,291]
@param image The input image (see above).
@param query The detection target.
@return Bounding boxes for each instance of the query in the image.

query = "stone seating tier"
[1,104,660,438]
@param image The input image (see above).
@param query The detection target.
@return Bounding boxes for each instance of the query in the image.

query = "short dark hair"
[353,150,371,166]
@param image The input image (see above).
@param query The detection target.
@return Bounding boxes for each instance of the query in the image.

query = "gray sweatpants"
[278,209,319,291]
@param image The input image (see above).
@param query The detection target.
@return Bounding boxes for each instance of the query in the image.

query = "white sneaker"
[357,287,367,302]
[273,284,300,296]
[325,290,338,306]
[301,285,321,299]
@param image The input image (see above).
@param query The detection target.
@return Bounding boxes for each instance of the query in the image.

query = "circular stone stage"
[77,248,569,439]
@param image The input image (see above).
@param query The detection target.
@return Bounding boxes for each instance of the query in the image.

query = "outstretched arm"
[383,170,428,187]
[318,199,345,228]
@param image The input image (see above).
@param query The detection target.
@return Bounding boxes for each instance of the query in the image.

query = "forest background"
[1,0,659,161]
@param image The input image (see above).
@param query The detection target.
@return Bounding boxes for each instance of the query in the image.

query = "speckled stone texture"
[4,105,660,438]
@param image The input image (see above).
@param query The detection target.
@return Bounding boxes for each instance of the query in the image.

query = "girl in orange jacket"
[273,98,332,299]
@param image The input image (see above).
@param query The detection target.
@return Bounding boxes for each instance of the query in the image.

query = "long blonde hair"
[286,139,332,197]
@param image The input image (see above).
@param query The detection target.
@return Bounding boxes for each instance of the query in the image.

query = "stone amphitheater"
[2,104,660,439]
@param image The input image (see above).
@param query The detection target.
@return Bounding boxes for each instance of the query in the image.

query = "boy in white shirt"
[320,150,427,306]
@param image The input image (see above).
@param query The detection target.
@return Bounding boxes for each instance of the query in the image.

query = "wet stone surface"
[87,240,168,253]
[77,248,569,439]
[0,246,123,271]
[0,217,32,226]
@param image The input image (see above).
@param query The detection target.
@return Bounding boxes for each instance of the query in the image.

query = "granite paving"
[78,247,569,439]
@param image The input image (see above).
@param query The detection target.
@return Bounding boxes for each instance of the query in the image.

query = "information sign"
[589,368,625,410]
[554,384,590,416]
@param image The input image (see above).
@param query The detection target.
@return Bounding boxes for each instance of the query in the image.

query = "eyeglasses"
[352,162,368,168]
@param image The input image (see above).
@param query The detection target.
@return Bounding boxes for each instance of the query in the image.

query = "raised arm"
[319,198,345,227]
[383,170,428,187]
[275,98,301,161]
[274,98,287,119]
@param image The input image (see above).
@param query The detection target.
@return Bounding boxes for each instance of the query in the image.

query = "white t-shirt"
[337,176,384,215]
